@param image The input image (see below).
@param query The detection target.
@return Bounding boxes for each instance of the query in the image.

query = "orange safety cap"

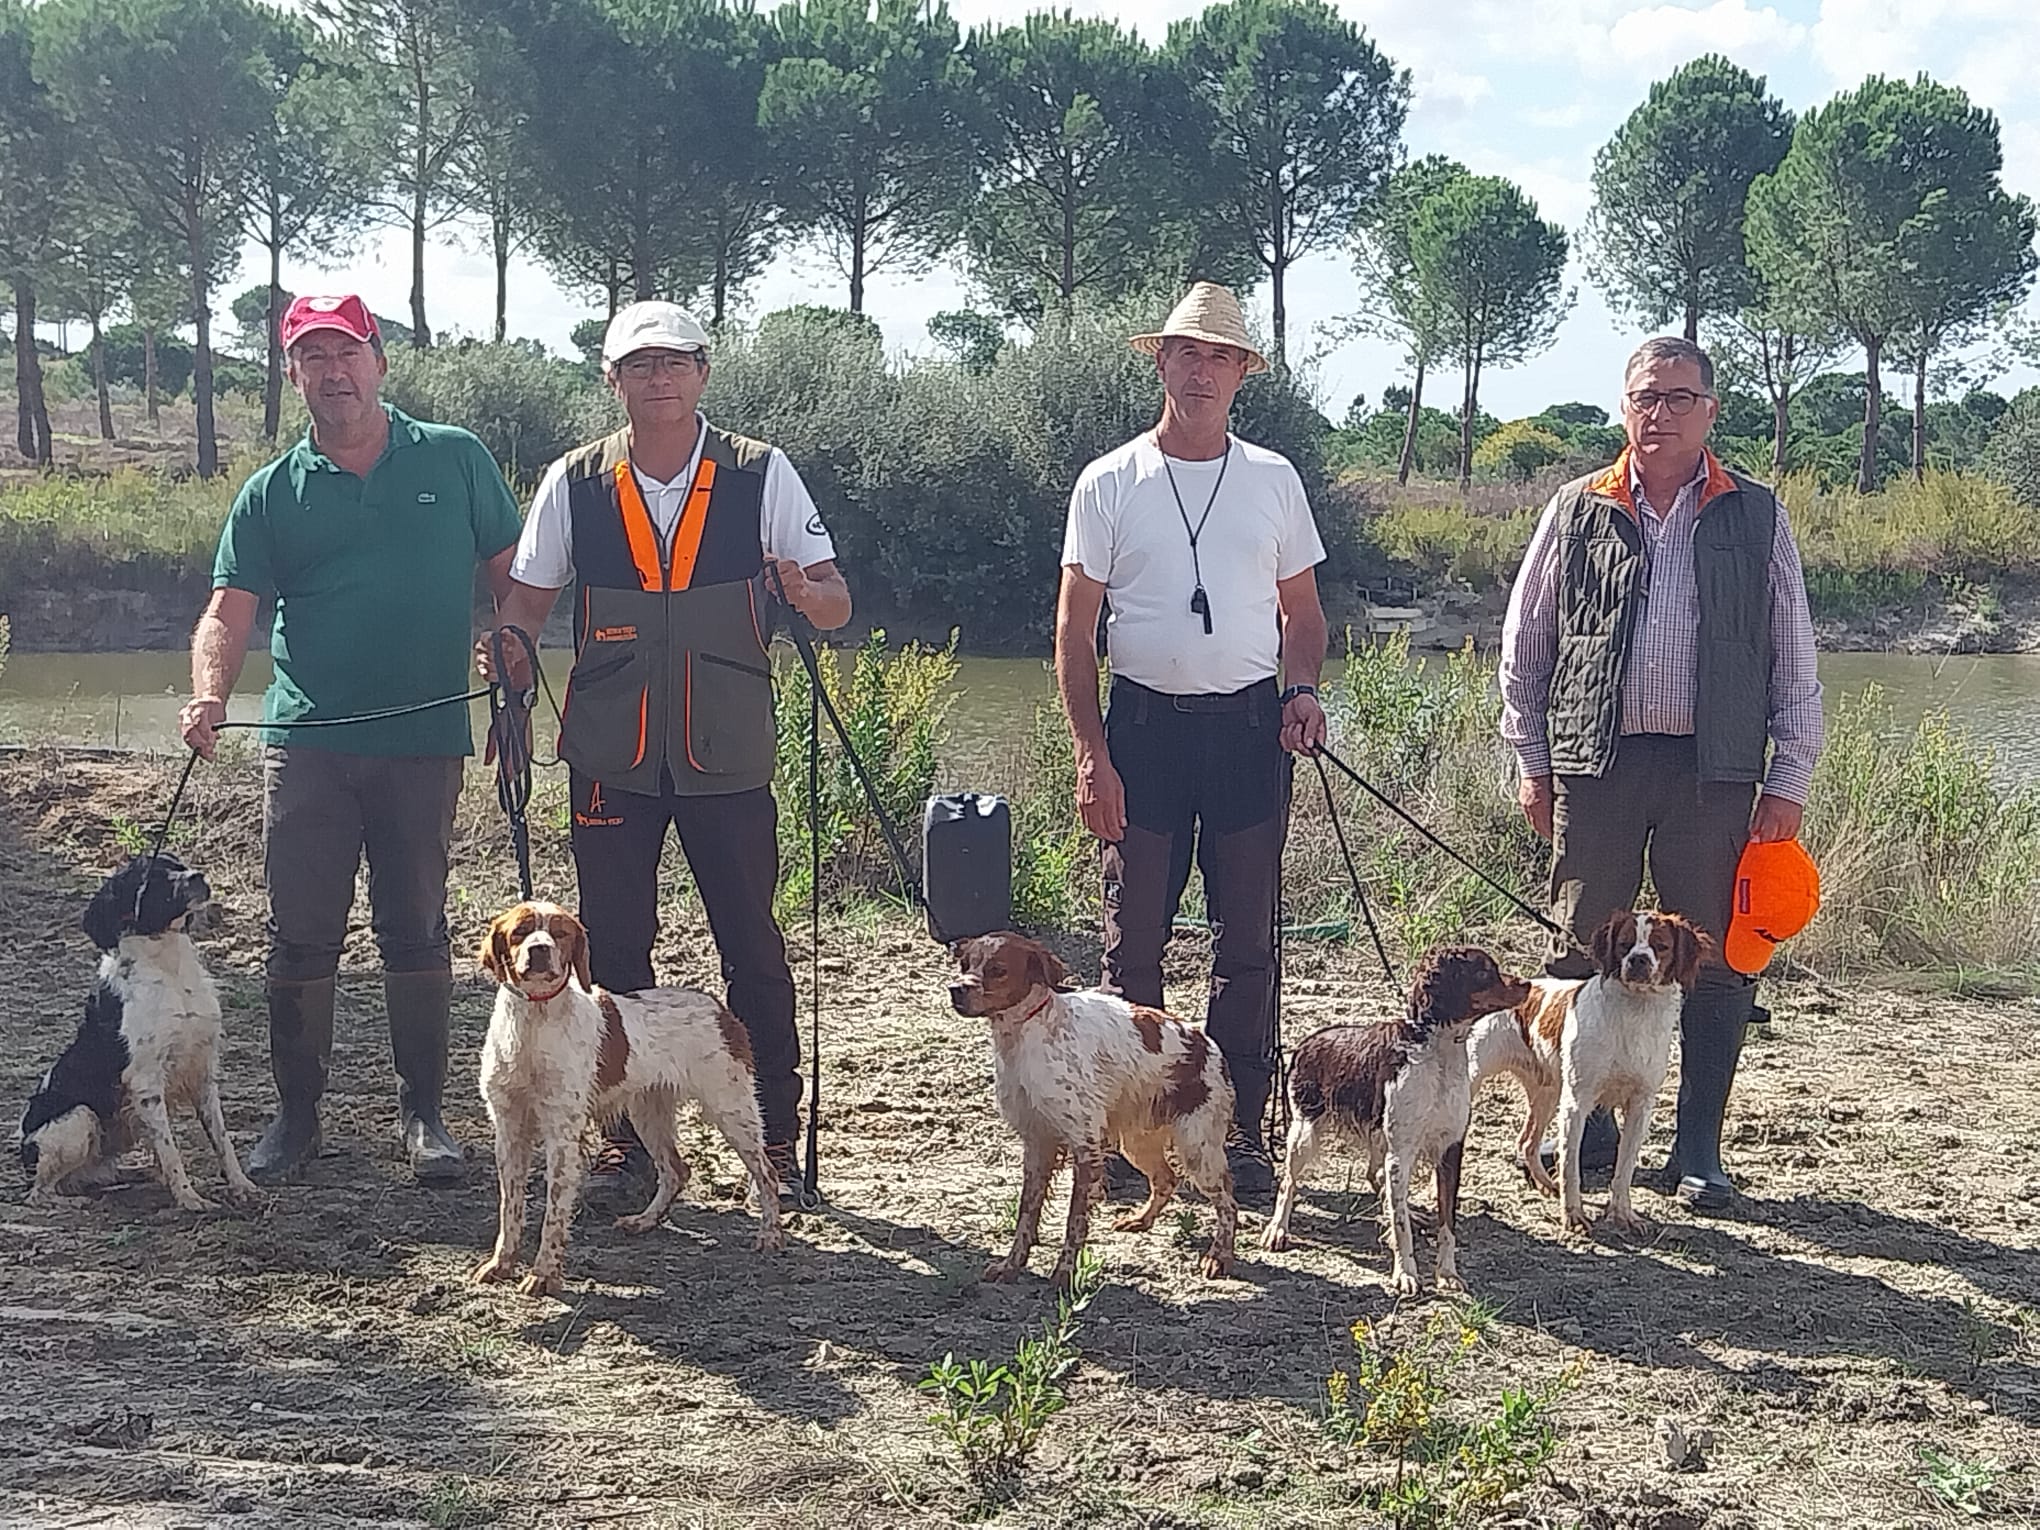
[1723,837,1821,975]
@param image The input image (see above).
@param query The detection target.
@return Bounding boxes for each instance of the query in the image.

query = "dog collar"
[521,975,572,1004]
[1018,991,1055,1023]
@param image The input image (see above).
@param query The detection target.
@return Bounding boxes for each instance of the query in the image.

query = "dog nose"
[1624,955,1653,979]
[947,983,973,1010]
[527,946,553,972]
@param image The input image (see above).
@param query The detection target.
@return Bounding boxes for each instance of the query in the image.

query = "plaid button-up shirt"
[1498,450,1825,804]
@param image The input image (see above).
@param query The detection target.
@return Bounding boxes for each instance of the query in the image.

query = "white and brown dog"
[19,854,257,1212]
[1468,908,1709,1236]
[1263,947,1530,1293]
[948,931,1238,1289]
[473,901,782,1297]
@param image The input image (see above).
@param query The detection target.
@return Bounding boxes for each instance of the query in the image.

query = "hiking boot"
[1653,989,1759,1212]
[386,969,465,1186]
[585,1124,651,1195]
[1102,1150,1145,1200]
[766,1140,813,1210]
[1225,1126,1275,1207]
[248,976,333,1184]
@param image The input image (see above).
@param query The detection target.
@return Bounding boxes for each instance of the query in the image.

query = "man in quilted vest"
[1498,336,1824,1212]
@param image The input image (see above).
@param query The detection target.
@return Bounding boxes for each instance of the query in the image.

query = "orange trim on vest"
[631,687,648,769]
[683,655,703,775]
[613,462,667,592]
[1589,446,1737,520]
[668,458,719,592]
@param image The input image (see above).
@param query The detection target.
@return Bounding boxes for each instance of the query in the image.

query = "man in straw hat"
[480,299,850,1206]
[1055,282,1329,1204]
[1499,334,1824,1212]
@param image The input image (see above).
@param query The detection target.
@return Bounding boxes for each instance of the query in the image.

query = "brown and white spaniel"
[473,901,781,1297]
[948,931,1238,1289]
[1468,909,1709,1236]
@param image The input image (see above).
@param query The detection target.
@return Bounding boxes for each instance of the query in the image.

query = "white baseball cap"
[601,301,710,366]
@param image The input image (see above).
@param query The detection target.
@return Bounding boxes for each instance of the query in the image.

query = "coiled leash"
[765,565,924,1212]
[484,624,550,902]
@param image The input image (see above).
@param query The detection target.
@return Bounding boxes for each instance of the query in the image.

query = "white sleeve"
[761,449,837,567]
[1060,464,1115,581]
[1275,463,1327,581]
[507,457,575,590]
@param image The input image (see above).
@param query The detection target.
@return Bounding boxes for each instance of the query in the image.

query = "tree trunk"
[187,215,219,480]
[1270,258,1287,373]
[1060,162,1076,306]
[1858,333,1882,494]
[14,282,51,466]
[410,174,431,346]
[144,325,161,429]
[1771,388,1790,482]
[1683,295,1699,343]
[90,311,113,440]
[848,208,866,314]
[1912,350,1928,483]
[1396,356,1426,487]
[604,253,621,320]
[263,233,284,439]
[712,217,729,330]
[492,185,509,344]
[1458,352,1480,493]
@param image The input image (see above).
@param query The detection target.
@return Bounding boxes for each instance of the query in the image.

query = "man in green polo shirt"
[179,293,523,1186]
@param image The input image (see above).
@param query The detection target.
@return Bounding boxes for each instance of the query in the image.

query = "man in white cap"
[1054,282,1329,1204]
[483,300,850,1200]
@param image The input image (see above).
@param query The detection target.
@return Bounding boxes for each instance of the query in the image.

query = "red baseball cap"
[280,294,380,350]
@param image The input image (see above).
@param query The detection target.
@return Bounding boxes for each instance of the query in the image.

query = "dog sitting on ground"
[948,931,1238,1289]
[472,901,782,1298]
[19,853,257,1212]
[1262,947,1530,1293]
[1467,908,1708,1236]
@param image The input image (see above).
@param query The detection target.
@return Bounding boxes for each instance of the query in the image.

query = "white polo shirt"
[509,413,836,590]
[1061,434,1325,696]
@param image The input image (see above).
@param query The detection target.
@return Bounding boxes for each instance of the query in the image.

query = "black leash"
[1309,752,1399,989]
[1309,740,1574,945]
[485,625,545,902]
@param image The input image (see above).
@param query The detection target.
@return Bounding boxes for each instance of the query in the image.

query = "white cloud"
[1603,1,1807,77]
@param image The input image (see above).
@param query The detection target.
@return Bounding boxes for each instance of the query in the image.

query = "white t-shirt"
[1061,434,1325,696]
[509,414,837,590]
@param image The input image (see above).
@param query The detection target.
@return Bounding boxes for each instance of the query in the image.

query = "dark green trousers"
[1546,733,1755,997]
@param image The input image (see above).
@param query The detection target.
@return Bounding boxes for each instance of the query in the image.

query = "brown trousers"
[1099,678,1287,1132]
[1547,733,1755,997]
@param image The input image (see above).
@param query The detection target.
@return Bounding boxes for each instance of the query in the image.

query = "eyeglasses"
[1626,388,1711,417]
[618,352,702,380]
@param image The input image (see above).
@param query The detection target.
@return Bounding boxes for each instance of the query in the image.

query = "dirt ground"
[1,750,2036,1529]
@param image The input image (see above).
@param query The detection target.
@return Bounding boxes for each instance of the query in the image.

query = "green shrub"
[1782,468,2040,581]
[0,466,239,591]
[1368,501,1538,592]
[384,341,617,484]
[1472,420,1568,480]
[1982,394,2040,507]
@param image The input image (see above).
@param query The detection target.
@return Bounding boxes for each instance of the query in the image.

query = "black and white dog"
[19,853,256,1210]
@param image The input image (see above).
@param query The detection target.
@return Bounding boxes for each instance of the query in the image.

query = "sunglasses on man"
[1626,388,1712,417]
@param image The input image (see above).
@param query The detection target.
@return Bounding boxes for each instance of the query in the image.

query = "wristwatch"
[1279,684,1318,706]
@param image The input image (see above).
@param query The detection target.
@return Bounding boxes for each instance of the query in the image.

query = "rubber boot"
[1656,984,1757,1212]
[1224,1062,1276,1207]
[248,976,334,1184]
[385,969,465,1185]
[1528,1105,1620,1178]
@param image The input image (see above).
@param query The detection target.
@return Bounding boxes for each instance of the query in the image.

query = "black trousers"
[568,767,801,1144]
[1098,677,1287,1134]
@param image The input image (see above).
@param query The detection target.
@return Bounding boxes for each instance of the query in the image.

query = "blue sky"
[257,0,2040,423]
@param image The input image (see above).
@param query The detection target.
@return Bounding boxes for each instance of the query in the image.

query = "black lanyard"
[1159,436,1230,635]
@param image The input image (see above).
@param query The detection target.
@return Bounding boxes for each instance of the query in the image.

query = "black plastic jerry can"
[923,792,1012,945]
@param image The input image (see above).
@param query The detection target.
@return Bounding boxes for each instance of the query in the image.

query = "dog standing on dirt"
[473,901,783,1298]
[1262,947,1530,1293]
[19,853,257,1212]
[947,930,1238,1289]
[1468,908,1708,1236]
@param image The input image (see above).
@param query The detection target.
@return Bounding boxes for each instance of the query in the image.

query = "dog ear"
[1025,940,1068,991]
[565,913,592,992]
[477,921,509,984]
[1673,918,1711,990]
[1590,912,1627,978]
[82,874,129,951]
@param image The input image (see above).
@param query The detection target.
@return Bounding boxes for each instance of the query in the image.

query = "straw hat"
[1130,282,1269,375]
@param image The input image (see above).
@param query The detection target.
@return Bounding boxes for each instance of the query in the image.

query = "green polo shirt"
[213,404,524,756]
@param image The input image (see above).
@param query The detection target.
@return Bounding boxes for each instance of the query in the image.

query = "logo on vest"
[591,624,638,642]
[417,492,436,503]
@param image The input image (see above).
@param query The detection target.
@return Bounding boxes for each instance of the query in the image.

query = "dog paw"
[517,1269,564,1299]
[173,1192,219,1213]
[1110,1213,1156,1234]
[613,1211,660,1235]
[1435,1268,1466,1294]
[1260,1227,1292,1253]
[754,1229,784,1253]
[1560,1211,1594,1238]
[1199,1251,1234,1280]
[1389,1268,1421,1297]
[980,1259,1021,1284]
[1050,1263,1082,1295]
[471,1255,517,1285]
[1598,1206,1647,1236]
[222,1179,261,1210]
